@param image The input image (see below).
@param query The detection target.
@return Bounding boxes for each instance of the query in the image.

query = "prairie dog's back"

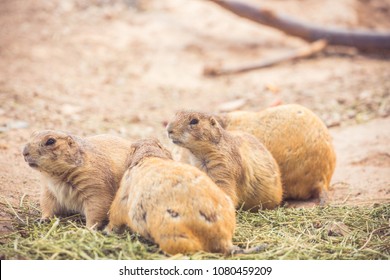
[106,138,236,255]
[222,104,336,200]
[129,157,235,253]
[225,105,332,150]
[85,134,133,177]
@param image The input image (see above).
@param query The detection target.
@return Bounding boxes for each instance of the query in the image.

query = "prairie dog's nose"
[22,144,30,157]
[166,124,173,135]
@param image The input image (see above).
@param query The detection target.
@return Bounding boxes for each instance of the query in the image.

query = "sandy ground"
[0,0,389,233]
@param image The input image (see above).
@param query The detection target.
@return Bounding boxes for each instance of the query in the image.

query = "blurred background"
[0,0,389,232]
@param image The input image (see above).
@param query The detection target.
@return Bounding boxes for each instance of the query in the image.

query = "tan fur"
[167,112,283,211]
[22,130,132,229]
[218,104,337,201]
[105,138,236,255]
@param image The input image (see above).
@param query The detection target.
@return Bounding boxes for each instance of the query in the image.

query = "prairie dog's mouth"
[169,136,182,145]
[28,162,39,168]
[167,133,181,145]
[172,139,182,145]
[25,157,39,168]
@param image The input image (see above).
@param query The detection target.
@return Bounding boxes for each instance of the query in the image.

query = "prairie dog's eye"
[45,138,56,146]
[189,119,199,125]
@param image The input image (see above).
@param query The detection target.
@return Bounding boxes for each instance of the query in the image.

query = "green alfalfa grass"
[0,195,389,260]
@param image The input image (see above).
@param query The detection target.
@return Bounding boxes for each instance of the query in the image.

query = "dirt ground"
[0,0,389,234]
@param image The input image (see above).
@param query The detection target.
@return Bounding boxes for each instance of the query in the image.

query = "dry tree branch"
[204,39,327,76]
[207,0,390,50]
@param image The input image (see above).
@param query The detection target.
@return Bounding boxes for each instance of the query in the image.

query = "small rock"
[0,120,29,133]
[313,221,322,229]
[359,90,371,100]
[378,101,390,118]
[336,97,347,105]
[129,115,142,124]
[346,109,356,119]
[61,104,82,115]
[0,142,9,150]
[325,112,341,128]
[59,1,74,13]
[269,98,283,107]
[265,84,280,94]
[327,222,350,237]
[8,121,29,130]
[119,127,127,136]
[217,98,247,112]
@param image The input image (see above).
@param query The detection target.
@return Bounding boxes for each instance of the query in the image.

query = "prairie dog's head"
[166,111,223,151]
[22,130,83,175]
[128,138,173,168]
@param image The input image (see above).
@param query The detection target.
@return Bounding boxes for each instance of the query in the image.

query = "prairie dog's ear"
[152,139,173,159]
[210,117,217,126]
[153,138,163,149]
[164,149,173,160]
[129,145,137,155]
[125,146,137,168]
[31,131,40,138]
[214,114,227,128]
[67,136,75,147]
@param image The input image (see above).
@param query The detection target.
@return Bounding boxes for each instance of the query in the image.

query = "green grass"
[0,196,389,260]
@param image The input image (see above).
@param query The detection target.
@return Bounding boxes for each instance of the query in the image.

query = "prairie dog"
[167,111,283,211]
[22,130,132,229]
[105,138,238,255]
[217,104,336,201]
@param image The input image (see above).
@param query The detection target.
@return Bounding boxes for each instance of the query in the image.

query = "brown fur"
[217,104,337,202]
[22,130,132,229]
[167,112,283,211]
[105,138,237,255]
